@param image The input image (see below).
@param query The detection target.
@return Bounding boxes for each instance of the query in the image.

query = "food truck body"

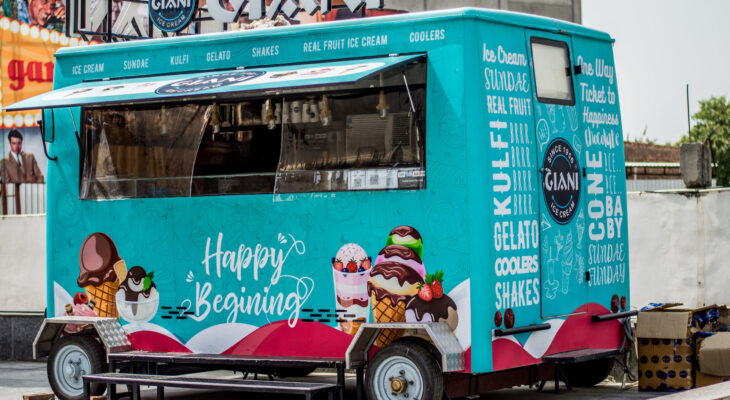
[11,8,630,399]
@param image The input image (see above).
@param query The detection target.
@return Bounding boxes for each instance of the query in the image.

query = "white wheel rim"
[53,344,91,396]
[372,355,424,400]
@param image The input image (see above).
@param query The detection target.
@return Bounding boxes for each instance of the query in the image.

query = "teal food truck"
[8,7,632,400]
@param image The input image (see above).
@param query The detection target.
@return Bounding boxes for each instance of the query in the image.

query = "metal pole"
[686,83,691,134]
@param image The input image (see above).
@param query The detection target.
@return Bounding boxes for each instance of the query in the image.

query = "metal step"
[83,372,337,400]
[106,351,353,400]
[108,351,345,368]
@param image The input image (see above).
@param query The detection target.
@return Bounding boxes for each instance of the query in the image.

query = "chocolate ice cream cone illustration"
[84,279,120,318]
[78,233,127,318]
[367,261,423,347]
[385,226,423,259]
[370,294,408,346]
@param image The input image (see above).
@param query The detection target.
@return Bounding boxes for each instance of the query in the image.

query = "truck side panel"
[46,17,476,363]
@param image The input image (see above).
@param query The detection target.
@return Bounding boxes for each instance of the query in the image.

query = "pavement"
[0,361,661,400]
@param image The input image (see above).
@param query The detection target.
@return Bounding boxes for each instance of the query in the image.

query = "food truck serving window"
[530,38,575,105]
[78,56,426,199]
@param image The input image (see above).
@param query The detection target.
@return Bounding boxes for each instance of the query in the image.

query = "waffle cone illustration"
[367,260,423,347]
[85,280,120,318]
[78,233,128,319]
[370,293,407,347]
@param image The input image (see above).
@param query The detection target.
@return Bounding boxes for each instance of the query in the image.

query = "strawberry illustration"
[431,280,444,299]
[73,292,89,305]
[427,270,445,299]
[333,258,344,271]
[346,259,358,273]
[417,282,433,301]
[361,257,372,270]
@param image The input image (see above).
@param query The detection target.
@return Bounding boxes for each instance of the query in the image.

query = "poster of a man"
[14,0,66,32]
[29,0,66,27]
[1,130,44,183]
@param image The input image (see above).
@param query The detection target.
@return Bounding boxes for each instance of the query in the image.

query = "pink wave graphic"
[464,347,472,373]
[544,303,622,356]
[128,330,192,353]
[493,338,541,370]
[223,321,356,358]
[492,302,623,371]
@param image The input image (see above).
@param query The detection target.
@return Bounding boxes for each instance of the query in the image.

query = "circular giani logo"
[155,71,265,95]
[149,0,197,32]
[542,138,581,225]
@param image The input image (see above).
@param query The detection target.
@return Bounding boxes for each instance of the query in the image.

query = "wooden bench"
[538,348,622,392]
[83,372,338,400]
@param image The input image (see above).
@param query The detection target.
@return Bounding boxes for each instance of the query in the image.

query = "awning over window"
[5,54,424,111]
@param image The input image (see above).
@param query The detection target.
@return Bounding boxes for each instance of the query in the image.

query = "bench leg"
[157,386,164,400]
[559,365,573,391]
[106,383,116,400]
[554,364,560,393]
[336,363,345,400]
[84,380,91,400]
[131,384,140,400]
[537,380,546,392]
[356,367,364,400]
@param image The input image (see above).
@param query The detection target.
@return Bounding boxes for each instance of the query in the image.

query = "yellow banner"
[0,17,93,129]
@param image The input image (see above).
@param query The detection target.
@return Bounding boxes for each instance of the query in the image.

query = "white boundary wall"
[628,189,730,309]
[1,190,728,313]
[0,215,46,312]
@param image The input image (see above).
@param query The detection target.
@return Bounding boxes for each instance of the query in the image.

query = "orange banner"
[0,17,94,129]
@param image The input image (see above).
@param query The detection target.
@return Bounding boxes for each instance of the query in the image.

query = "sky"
[582,0,730,145]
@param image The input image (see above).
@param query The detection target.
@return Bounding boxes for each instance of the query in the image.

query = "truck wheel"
[562,358,616,387]
[366,341,443,400]
[48,334,107,400]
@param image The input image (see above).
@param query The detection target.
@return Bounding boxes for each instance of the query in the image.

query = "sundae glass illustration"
[115,266,159,324]
[332,243,371,335]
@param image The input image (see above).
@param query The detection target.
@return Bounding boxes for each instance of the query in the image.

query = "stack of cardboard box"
[637,304,730,391]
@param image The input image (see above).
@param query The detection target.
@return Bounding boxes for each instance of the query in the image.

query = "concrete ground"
[0,361,663,400]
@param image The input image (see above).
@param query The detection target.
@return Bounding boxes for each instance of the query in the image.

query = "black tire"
[366,340,443,400]
[48,334,108,400]
[562,357,616,387]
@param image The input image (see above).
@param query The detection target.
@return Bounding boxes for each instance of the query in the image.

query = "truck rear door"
[524,29,588,318]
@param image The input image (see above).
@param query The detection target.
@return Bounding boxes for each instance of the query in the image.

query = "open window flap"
[5,54,425,111]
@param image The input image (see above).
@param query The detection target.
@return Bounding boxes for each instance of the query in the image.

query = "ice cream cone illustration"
[368,261,423,347]
[385,226,424,259]
[78,233,127,318]
[405,270,459,332]
[85,280,120,317]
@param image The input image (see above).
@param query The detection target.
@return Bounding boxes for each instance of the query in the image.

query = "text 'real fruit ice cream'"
[332,243,371,335]
[116,266,159,324]
[78,232,128,318]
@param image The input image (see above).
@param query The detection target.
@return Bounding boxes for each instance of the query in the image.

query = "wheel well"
[392,336,443,368]
[345,323,464,372]
[33,318,130,360]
